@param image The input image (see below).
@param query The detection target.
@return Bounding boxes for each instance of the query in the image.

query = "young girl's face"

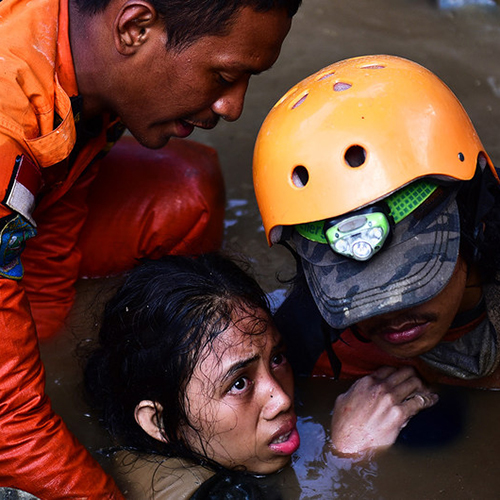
[182,308,299,474]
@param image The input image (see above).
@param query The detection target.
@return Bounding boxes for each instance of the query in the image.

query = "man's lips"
[174,120,195,138]
[176,116,220,136]
[372,321,430,345]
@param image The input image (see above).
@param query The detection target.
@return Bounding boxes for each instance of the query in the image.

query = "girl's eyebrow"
[221,354,260,384]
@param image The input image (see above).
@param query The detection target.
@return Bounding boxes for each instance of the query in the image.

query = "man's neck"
[68,0,111,120]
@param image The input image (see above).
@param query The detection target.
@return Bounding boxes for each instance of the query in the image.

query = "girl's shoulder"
[112,450,215,499]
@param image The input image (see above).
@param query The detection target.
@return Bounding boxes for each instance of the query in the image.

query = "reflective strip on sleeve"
[3,155,42,226]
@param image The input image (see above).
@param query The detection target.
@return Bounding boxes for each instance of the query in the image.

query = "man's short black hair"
[75,0,301,50]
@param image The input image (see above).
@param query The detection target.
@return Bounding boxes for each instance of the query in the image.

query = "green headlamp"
[295,179,438,261]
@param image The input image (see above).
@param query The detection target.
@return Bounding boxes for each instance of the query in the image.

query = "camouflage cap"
[289,188,461,329]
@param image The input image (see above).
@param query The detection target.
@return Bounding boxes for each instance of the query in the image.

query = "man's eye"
[217,74,234,86]
[228,377,251,394]
[271,352,287,368]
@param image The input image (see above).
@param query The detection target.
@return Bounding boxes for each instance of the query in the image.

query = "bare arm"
[330,366,438,456]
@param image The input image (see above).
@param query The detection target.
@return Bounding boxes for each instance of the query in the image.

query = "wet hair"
[84,253,272,464]
[75,0,301,51]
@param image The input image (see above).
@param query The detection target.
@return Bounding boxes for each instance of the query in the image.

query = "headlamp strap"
[295,179,438,244]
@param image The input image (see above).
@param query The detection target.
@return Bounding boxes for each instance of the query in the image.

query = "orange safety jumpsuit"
[0,0,225,497]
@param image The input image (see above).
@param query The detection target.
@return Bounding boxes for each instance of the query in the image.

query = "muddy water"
[40,0,500,498]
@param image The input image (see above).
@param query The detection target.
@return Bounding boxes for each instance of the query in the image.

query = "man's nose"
[211,78,249,122]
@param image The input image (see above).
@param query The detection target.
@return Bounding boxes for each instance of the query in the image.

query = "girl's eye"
[228,376,252,395]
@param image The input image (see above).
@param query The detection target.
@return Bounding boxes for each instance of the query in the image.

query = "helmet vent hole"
[458,152,465,162]
[317,72,335,81]
[333,82,352,92]
[292,93,308,109]
[344,145,366,168]
[292,165,309,187]
[361,64,386,70]
[275,86,298,107]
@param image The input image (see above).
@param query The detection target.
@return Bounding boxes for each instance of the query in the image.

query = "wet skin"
[356,255,482,358]
[70,3,292,149]
[182,308,299,474]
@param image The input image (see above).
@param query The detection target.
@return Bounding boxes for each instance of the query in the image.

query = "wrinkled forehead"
[195,309,280,380]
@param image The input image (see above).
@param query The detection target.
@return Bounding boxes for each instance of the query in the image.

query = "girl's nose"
[262,379,293,421]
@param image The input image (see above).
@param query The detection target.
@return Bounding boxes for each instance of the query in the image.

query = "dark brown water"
[40,0,500,497]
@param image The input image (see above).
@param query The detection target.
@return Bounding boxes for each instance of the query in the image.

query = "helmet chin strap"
[321,319,343,380]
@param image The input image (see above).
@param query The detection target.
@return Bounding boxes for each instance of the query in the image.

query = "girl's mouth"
[269,426,300,455]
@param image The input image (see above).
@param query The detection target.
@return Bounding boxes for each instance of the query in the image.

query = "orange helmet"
[253,54,494,245]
